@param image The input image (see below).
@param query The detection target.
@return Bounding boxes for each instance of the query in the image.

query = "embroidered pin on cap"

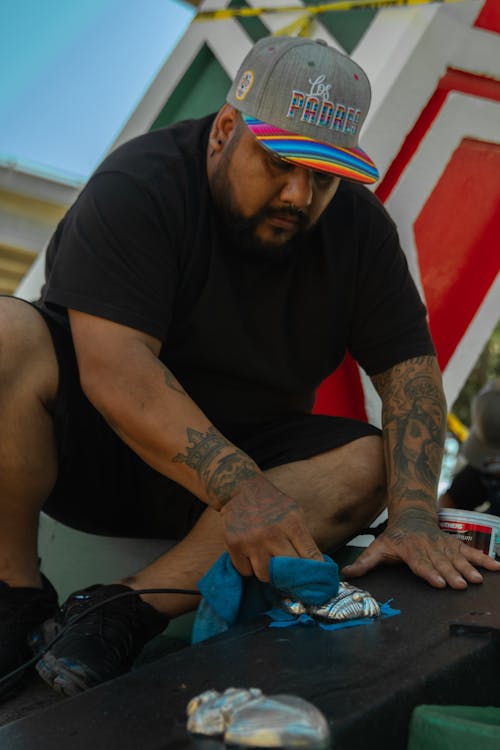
[227,37,379,185]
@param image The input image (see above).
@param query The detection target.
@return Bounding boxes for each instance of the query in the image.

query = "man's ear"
[208,104,239,155]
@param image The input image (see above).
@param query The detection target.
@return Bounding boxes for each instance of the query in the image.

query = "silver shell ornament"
[311,581,380,622]
[186,687,263,736]
[280,581,380,622]
[187,687,330,748]
[279,597,307,617]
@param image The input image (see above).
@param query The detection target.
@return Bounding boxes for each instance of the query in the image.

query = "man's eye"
[269,155,293,172]
[314,170,335,187]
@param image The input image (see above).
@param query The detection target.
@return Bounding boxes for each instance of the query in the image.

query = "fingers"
[229,528,321,582]
[404,554,455,589]
[428,543,500,589]
[230,552,255,579]
[467,548,500,571]
[290,523,324,563]
[223,486,324,581]
[342,539,394,579]
[343,531,500,590]
[413,539,500,589]
[433,543,485,588]
[228,531,323,583]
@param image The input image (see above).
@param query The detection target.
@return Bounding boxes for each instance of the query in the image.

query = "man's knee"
[0,297,58,404]
[323,435,387,527]
[266,433,386,527]
[331,480,386,527]
[339,433,385,493]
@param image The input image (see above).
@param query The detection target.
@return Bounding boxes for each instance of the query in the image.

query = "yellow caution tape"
[447,412,469,443]
[196,0,466,22]
[274,12,314,36]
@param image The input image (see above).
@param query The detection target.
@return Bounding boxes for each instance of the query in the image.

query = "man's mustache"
[261,206,309,229]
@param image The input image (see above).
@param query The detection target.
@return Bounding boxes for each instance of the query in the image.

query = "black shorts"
[30,303,381,540]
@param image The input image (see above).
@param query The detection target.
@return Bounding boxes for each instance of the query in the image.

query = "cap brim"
[243,115,379,185]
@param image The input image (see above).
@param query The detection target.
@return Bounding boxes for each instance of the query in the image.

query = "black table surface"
[1,565,499,750]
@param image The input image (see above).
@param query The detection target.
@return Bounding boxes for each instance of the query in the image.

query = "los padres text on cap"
[227,36,379,185]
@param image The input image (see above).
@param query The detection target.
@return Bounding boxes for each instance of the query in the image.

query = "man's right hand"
[220,476,323,581]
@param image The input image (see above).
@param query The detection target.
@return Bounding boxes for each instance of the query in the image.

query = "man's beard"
[211,158,313,262]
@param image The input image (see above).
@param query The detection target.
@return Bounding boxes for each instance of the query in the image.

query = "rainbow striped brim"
[243,115,379,185]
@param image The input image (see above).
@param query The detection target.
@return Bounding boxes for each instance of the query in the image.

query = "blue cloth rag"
[192,552,339,643]
[191,552,400,643]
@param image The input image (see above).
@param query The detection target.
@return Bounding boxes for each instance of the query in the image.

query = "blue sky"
[0,0,194,184]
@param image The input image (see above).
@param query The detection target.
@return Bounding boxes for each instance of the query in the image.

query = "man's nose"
[280,167,313,209]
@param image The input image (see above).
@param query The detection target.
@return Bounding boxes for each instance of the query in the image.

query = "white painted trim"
[449,23,500,79]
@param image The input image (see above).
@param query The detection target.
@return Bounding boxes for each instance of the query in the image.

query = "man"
[1,36,498,698]
[440,379,500,515]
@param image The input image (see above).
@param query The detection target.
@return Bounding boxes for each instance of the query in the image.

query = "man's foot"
[0,576,59,697]
[34,584,170,696]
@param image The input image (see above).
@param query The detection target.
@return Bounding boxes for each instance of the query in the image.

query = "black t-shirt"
[39,114,435,429]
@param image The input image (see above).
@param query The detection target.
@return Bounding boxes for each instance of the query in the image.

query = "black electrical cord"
[0,587,199,690]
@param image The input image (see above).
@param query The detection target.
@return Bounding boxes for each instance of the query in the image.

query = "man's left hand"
[342,506,500,588]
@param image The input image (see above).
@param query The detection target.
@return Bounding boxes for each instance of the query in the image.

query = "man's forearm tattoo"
[173,427,228,481]
[372,356,446,504]
[206,452,259,504]
[173,426,258,505]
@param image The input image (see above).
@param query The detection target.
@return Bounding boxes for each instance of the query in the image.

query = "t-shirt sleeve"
[348,227,436,375]
[43,171,179,341]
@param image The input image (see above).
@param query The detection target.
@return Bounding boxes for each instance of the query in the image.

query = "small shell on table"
[225,693,331,748]
[187,688,330,748]
[186,687,262,736]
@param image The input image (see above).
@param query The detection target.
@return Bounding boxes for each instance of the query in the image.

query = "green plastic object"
[408,705,500,750]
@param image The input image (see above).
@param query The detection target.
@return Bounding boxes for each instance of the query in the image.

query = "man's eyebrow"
[270,152,294,168]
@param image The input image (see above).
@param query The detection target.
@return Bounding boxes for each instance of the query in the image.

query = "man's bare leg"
[125,435,386,616]
[0,299,59,589]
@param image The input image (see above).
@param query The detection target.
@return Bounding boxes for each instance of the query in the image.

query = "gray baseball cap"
[227,36,378,184]
[462,379,500,474]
